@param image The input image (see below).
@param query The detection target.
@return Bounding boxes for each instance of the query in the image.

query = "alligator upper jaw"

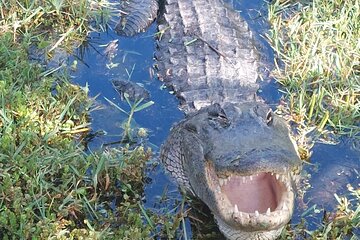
[205,164,295,231]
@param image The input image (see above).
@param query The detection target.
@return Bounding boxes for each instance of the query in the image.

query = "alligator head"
[161,102,302,239]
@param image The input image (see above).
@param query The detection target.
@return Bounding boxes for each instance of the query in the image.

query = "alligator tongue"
[221,173,282,213]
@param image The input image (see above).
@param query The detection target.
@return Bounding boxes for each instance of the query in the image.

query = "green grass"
[267,0,360,138]
[0,0,118,52]
[0,1,185,239]
[0,29,187,239]
[267,0,360,239]
[0,0,358,239]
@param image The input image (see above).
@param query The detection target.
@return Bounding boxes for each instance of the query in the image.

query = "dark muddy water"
[68,0,359,238]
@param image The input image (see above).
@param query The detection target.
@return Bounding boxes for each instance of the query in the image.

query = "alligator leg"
[115,0,159,36]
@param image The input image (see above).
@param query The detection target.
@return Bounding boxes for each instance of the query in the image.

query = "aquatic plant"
[105,95,154,142]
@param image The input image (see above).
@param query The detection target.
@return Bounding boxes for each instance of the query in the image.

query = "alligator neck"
[156,0,260,113]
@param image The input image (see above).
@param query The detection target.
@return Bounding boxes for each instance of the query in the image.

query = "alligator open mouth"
[205,163,295,231]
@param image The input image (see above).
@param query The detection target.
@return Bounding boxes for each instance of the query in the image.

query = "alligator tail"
[116,0,158,36]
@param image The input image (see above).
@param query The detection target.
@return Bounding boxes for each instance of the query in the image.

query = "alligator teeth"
[220,178,229,186]
[276,174,280,180]
[249,176,253,181]
[283,202,288,210]
[242,177,246,183]
[234,204,239,213]
[219,179,224,186]
[266,208,271,216]
[255,210,259,217]
[238,212,244,224]
[281,175,285,182]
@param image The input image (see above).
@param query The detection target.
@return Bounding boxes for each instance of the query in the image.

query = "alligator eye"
[217,111,227,121]
[266,109,273,126]
[207,104,230,128]
[208,111,230,128]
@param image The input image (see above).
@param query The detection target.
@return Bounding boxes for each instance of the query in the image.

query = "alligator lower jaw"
[205,165,295,231]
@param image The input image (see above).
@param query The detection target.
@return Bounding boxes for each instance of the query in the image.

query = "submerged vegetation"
[0,0,358,239]
[267,0,360,138]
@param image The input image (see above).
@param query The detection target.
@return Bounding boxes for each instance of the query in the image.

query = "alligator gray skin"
[116,0,302,239]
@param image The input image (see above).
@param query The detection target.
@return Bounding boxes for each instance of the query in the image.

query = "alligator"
[115,0,302,239]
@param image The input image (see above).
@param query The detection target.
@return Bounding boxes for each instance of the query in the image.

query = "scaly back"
[155,0,260,113]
